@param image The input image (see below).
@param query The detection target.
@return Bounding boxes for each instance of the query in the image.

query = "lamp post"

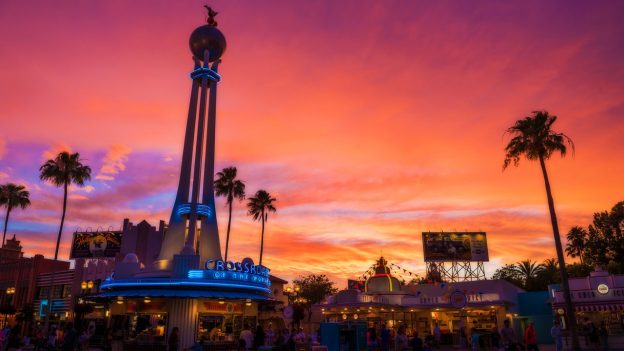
[81,280,94,295]
[6,287,15,307]
[2,288,16,327]
[284,285,300,304]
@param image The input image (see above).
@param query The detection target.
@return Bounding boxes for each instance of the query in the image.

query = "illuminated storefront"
[551,267,624,336]
[100,257,274,349]
[320,258,523,346]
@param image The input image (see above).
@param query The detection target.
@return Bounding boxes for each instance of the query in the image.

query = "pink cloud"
[96,144,132,181]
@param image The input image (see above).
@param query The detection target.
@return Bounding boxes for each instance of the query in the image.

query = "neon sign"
[204,259,270,277]
[188,269,271,287]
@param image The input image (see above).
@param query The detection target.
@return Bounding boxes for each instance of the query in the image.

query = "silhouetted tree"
[514,260,545,289]
[566,226,588,265]
[214,167,245,262]
[565,200,624,273]
[247,190,276,266]
[293,274,338,322]
[0,183,31,246]
[492,264,523,288]
[503,110,579,350]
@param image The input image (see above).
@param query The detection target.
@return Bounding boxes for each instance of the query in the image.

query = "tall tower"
[155,9,226,272]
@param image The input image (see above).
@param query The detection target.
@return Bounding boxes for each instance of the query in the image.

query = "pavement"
[432,346,624,351]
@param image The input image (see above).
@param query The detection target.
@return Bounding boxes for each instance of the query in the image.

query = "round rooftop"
[189,25,227,62]
[365,257,402,294]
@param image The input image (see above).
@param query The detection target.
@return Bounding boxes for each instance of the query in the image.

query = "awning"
[574,304,624,312]
[98,289,269,300]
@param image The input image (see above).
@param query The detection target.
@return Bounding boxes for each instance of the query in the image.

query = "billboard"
[422,232,489,262]
[70,231,122,259]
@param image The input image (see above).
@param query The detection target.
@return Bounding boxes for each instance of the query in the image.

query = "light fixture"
[354,314,359,320]
[245,302,252,306]
[105,310,110,317]
[116,297,124,305]
[342,314,347,320]
[87,281,94,289]
[218,299,225,304]
[144,297,151,303]
[295,286,301,292]
[81,281,87,290]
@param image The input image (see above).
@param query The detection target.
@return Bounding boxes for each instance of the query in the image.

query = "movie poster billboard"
[70,231,122,259]
[422,232,489,262]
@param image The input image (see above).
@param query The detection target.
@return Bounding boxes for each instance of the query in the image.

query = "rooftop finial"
[204,5,218,26]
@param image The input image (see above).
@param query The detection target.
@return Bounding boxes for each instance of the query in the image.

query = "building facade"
[319,257,525,347]
[0,236,69,315]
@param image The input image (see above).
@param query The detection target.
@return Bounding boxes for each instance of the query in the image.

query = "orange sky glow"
[1,1,623,287]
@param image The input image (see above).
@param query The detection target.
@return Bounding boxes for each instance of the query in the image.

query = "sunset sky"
[1,1,623,287]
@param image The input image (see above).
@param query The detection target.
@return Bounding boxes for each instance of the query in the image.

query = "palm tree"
[247,190,276,266]
[39,151,91,332]
[214,167,246,262]
[566,226,588,265]
[513,259,545,284]
[543,258,559,274]
[39,152,92,262]
[503,110,579,350]
[0,183,31,246]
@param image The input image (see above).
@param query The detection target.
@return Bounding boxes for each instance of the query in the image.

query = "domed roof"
[365,257,401,293]
[122,253,139,263]
[189,24,226,62]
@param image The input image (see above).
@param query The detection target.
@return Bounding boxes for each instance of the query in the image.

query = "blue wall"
[518,291,554,344]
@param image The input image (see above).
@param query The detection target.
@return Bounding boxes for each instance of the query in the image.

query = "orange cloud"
[42,143,73,161]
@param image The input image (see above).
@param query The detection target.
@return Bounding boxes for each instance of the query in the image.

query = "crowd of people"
[0,320,117,351]
[230,324,317,351]
[363,317,613,351]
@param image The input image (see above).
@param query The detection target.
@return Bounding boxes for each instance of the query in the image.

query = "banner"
[70,231,122,258]
[347,279,365,291]
[422,232,489,262]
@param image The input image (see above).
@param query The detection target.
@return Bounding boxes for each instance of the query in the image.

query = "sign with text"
[422,232,489,262]
[70,231,122,259]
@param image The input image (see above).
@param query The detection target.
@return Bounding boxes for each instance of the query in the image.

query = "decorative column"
[168,298,199,349]
[154,9,227,272]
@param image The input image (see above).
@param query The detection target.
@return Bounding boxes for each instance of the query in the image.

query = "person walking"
[168,327,180,351]
[380,324,390,351]
[599,321,609,351]
[459,325,468,351]
[500,320,516,350]
[367,325,378,351]
[551,319,563,351]
[266,323,275,346]
[254,325,265,350]
[433,323,441,348]
[239,325,254,351]
[524,322,538,351]
[395,326,408,351]
[61,323,77,351]
[411,331,423,351]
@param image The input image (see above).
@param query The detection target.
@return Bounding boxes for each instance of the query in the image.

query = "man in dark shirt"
[62,323,78,351]
[380,324,390,351]
[411,331,423,351]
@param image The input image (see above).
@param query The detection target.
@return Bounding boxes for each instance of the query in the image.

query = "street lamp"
[284,285,300,304]
[81,280,94,294]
